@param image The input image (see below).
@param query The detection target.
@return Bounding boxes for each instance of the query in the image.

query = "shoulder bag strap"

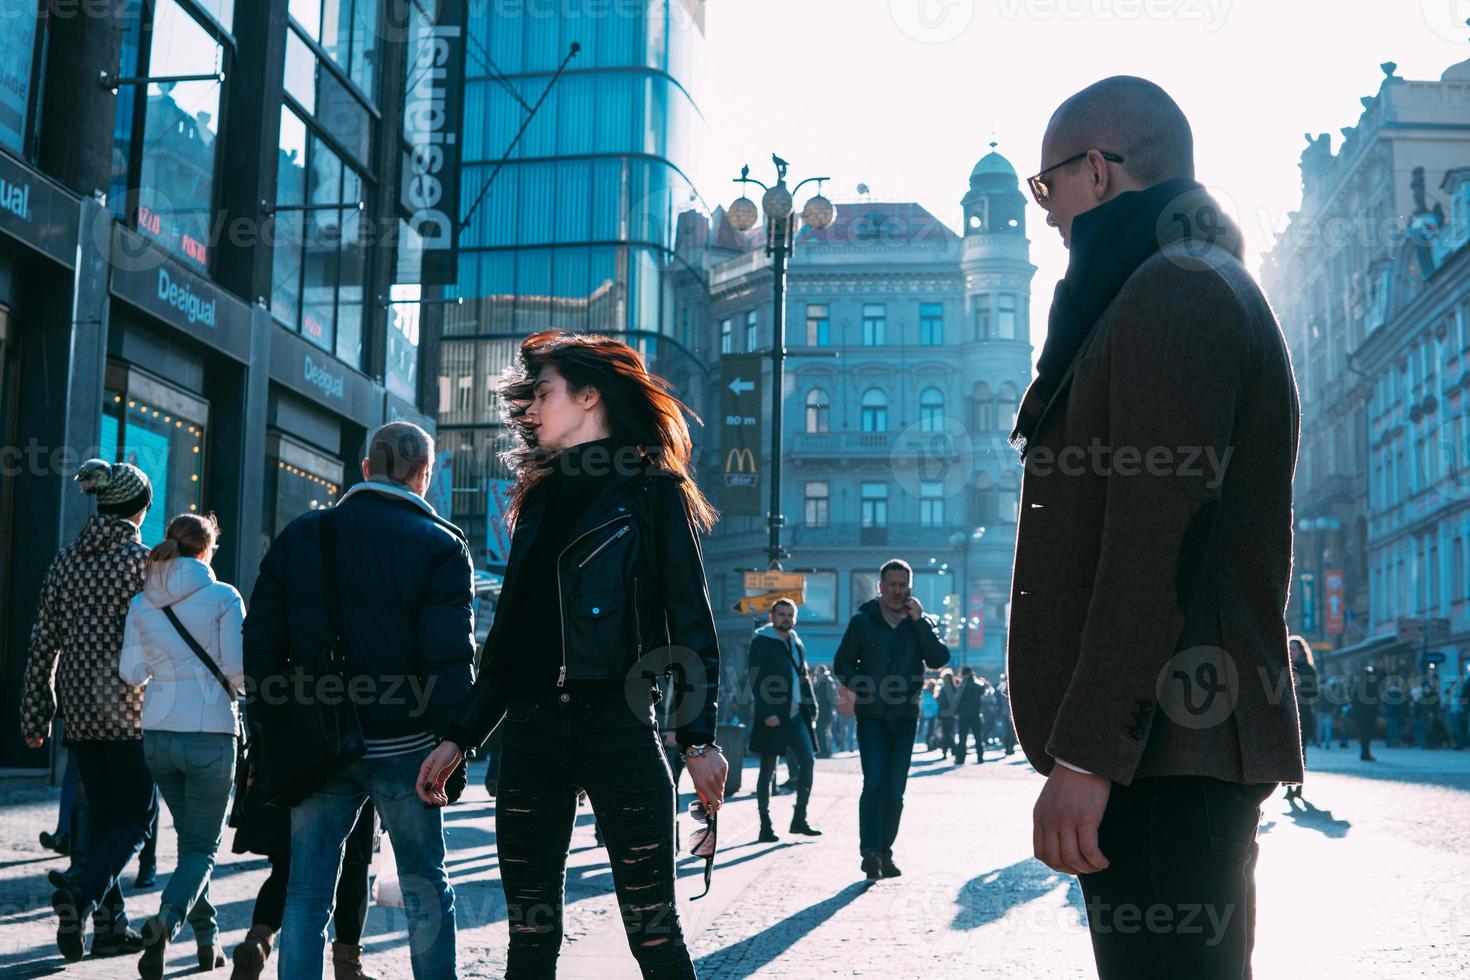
[161,605,236,700]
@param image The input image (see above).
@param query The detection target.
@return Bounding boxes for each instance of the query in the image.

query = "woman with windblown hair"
[417,330,727,979]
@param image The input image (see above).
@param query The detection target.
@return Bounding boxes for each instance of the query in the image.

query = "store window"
[0,2,41,154]
[289,0,380,99]
[262,433,342,556]
[100,366,208,547]
[121,0,227,271]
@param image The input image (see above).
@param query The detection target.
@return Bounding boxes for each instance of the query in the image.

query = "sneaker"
[880,857,903,878]
[861,855,883,880]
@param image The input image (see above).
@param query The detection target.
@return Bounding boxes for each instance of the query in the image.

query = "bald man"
[1004,77,1303,979]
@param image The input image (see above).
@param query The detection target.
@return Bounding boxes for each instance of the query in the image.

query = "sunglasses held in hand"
[687,799,717,900]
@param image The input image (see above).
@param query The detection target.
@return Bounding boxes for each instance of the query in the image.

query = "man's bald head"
[1046,76,1194,186]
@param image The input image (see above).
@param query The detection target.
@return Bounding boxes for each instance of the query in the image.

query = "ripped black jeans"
[496,688,695,979]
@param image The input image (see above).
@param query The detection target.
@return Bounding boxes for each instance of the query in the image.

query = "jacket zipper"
[576,523,631,568]
[632,575,643,656]
[556,516,628,687]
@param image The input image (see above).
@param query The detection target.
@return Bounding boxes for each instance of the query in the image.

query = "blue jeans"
[143,731,236,944]
[280,752,456,980]
[856,715,919,858]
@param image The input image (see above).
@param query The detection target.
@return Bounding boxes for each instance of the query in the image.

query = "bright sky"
[698,0,1470,352]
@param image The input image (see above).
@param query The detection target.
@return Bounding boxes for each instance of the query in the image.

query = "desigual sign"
[303,354,345,400]
[156,268,217,327]
[0,151,79,266]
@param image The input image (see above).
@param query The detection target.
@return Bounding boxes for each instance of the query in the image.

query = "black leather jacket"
[450,464,721,749]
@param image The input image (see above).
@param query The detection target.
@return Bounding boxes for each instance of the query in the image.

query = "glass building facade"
[438,1,710,566]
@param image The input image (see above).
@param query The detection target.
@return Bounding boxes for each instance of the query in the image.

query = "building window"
[920,303,944,345]
[860,388,888,433]
[263,434,343,556]
[117,0,226,271]
[720,318,733,353]
[997,382,1018,430]
[805,481,829,528]
[799,570,838,623]
[974,295,991,340]
[861,481,888,528]
[271,105,368,366]
[862,303,886,346]
[100,380,207,548]
[806,387,830,433]
[919,387,945,432]
[806,304,830,346]
[920,480,944,528]
[0,9,41,154]
[289,0,381,98]
[997,294,1017,339]
[745,309,758,351]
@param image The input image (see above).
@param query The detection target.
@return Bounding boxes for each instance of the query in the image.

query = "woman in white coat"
[118,513,244,979]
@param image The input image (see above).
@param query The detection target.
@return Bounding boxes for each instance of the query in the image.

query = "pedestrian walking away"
[1006,77,1303,980]
[748,599,822,843]
[23,459,159,962]
[118,512,245,977]
[246,420,474,980]
[417,331,728,980]
[834,559,951,880]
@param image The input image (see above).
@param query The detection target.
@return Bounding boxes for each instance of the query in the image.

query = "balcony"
[789,523,962,549]
[790,431,901,457]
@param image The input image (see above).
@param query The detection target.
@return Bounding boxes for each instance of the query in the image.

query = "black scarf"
[1009,178,1244,457]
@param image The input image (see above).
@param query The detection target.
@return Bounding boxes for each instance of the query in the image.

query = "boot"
[332,941,378,980]
[230,924,275,980]
[138,915,168,980]
[199,943,226,970]
[789,808,822,836]
[757,814,779,843]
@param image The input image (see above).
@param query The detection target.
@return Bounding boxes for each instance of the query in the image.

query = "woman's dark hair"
[148,512,220,569]
[1288,634,1314,670]
[497,330,717,534]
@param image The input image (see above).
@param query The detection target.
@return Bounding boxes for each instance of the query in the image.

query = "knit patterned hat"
[75,459,153,516]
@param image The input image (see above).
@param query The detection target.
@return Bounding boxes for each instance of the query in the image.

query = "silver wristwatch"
[682,743,717,760]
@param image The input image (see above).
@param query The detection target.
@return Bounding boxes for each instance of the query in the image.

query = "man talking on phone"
[1005,76,1303,978]
[834,559,951,880]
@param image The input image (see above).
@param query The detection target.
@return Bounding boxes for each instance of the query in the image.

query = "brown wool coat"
[1005,240,1305,787]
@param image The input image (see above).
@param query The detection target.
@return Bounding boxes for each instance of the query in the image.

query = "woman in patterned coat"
[21,459,156,961]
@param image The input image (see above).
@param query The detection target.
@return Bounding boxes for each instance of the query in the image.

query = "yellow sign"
[743,571,806,592]
[733,589,805,616]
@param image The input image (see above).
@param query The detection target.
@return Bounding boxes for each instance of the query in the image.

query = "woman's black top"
[493,436,624,695]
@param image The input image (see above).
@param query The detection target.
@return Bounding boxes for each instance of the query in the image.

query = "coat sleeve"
[20,561,65,741]
[118,602,151,687]
[1044,261,1249,785]
[242,534,291,734]
[415,533,478,739]
[219,588,247,693]
[832,616,862,690]
[655,478,721,748]
[911,614,952,669]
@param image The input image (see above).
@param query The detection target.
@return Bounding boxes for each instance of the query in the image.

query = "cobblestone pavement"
[2,743,1469,978]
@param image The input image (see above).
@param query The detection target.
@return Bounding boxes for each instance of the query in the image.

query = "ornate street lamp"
[727,155,834,568]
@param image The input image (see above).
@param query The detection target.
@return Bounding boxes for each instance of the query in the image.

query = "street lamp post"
[950,527,986,668]
[726,155,835,569]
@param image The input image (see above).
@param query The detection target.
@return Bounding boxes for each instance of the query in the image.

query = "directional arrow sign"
[727,377,755,396]
[743,571,806,592]
[733,589,805,616]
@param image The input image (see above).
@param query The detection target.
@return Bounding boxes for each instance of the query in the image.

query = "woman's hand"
[684,747,728,812]
[416,740,464,807]
[24,737,44,749]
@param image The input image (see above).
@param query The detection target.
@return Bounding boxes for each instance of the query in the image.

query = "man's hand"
[904,597,924,621]
[764,715,780,728]
[24,737,44,749]
[1032,764,1111,876]
[684,747,729,813]
[416,740,464,807]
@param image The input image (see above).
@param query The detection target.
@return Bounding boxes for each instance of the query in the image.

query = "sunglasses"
[687,799,718,900]
[1027,150,1125,208]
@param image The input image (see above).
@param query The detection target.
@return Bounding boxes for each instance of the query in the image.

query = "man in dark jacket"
[1352,665,1381,762]
[954,667,986,765]
[245,421,474,980]
[834,559,951,879]
[748,599,822,842]
[1009,78,1302,978]
[813,665,836,758]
